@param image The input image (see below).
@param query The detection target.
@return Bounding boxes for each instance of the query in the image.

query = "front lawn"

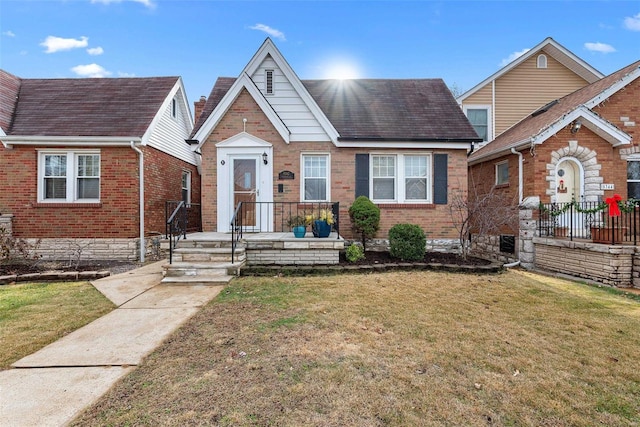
[73,270,640,426]
[0,281,114,369]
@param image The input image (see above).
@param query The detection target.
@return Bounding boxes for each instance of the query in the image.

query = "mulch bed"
[0,260,141,277]
[339,250,492,266]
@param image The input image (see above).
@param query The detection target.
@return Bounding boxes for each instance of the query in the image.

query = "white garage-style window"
[302,154,330,201]
[38,150,100,202]
[182,170,191,205]
[371,154,431,203]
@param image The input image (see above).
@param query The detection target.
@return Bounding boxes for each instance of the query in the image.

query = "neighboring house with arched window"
[457,37,603,148]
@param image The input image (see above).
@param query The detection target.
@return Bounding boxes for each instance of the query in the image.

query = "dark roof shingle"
[192,77,481,142]
[4,74,179,137]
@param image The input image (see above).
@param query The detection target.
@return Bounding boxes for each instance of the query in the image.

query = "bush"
[389,224,426,261]
[345,243,365,263]
[348,196,380,251]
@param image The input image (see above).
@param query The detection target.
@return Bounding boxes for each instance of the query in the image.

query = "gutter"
[130,142,145,263]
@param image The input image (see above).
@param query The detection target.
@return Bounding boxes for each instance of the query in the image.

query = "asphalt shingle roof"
[192,77,481,142]
[2,73,179,137]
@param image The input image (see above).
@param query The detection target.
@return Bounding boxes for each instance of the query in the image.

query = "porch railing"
[229,201,341,263]
[165,201,202,263]
[538,200,640,245]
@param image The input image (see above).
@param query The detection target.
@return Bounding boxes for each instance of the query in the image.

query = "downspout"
[492,80,496,141]
[505,147,524,269]
[511,147,523,204]
[130,142,145,263]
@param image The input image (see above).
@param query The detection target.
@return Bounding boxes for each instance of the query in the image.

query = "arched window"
[537,54,548,69]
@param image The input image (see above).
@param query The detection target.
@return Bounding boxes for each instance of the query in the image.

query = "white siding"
[251,56,331,142]
[147,88,198,165]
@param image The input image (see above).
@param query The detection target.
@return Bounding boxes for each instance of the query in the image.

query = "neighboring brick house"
[468,60,640,261]
[190,38,480,247]
[457,37,603,147]
[0,70,200,261]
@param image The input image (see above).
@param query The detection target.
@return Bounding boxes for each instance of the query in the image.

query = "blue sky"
[1,0,639,110]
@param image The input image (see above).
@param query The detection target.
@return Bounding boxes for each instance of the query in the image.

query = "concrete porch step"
[172,247,246,263]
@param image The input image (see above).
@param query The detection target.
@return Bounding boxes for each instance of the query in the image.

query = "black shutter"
[355,154,369,198]
[433,154,448,205]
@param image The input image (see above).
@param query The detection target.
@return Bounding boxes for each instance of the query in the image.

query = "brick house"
[0,70,200,261]
[457,37,603,148]
[467,60,640,279]
[189,38,480,248]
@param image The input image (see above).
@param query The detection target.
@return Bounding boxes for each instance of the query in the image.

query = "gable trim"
[193,73,290,150]
[142,77,193,146]
[457,37,604,103]
[238,38,340,143]
[584,64,640,110]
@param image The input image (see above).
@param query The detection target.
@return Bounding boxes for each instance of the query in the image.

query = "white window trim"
[462,105,493,142]
[495,160,509,185]
[300,152,331,202]
[37,149,101,203]
[370,153,432,204]
[182,170,191,205]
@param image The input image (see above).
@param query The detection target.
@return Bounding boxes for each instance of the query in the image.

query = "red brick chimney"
[194,95,207,124]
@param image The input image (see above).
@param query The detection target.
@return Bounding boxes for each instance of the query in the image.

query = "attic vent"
[265,69,274,95]
[537,54,548,69]
[531,99,558,117]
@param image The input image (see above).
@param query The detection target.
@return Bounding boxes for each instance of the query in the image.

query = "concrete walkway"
[0,260,224,427]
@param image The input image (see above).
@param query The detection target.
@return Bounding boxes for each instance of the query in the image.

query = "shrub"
[0,227,41,262]
[348,196,380,251]
[389,224,426,261]
[345,243,365,263]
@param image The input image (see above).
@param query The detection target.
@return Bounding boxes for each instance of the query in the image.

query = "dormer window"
[537,54,547,69]
[265,69,274,95]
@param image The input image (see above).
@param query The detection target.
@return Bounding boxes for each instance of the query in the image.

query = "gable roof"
[0,70,20,135]
[2,74,182,138]
[193,39,480,148]
[457,37,604,103]
[468,60,640,164]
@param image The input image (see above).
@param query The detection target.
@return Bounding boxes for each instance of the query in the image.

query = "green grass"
[0,281,114,369]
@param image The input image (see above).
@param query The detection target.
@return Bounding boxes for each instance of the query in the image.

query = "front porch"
[161,231,345,285]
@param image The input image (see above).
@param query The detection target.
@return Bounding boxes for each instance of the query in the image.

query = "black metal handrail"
[229,201,341,263]
[538,200,639,245]
[165,201,202,263]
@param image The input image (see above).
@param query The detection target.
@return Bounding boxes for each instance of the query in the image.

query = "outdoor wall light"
[262,152,268,165]
[571,119,582,134]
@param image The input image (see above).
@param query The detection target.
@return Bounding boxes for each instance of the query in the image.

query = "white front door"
[216,133,273,232]
[556,158,584,232]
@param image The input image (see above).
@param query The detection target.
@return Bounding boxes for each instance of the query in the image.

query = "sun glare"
[324,61,361,80]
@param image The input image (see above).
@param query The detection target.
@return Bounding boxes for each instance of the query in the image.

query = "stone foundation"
[0,214,13,235]
[359,238,460,253]
[23,238,142,261]
[245,238,344,265]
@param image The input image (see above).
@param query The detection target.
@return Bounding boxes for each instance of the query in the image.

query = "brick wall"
[200,89,469,242]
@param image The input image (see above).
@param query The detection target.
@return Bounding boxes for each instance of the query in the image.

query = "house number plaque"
[278,171,295,180]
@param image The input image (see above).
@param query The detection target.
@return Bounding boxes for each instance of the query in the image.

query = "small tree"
[450,180,518,259]
[348,196,380,251]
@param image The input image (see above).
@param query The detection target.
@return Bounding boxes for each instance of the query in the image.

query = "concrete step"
[172,247,246,263]
[163,261,245,278]
[161,275,234,285]
[175,240,239,249]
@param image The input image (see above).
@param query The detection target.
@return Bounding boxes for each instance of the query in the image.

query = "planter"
[292,226,307,238]
[312,220,332,238]
[554,227,568,238]
[590,226,628,244]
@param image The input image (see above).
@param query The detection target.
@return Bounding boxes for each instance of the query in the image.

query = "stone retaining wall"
[360,238,460,253]
[533,237,636,287]
[245,238,344,265]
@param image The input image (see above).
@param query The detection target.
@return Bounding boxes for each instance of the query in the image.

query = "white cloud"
[624,13,640,31]
[117,71,136,77]
[584,42,616,53]
[41,36,88,53]
[249,24,286,41]
[87,47,104,56]
[91,0,156,9]
[3,30,15,37]
[499,48,530,67]
[71,63,111,78]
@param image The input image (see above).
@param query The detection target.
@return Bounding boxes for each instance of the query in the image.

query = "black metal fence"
[538,200,640,245]
[165,201,202,263]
